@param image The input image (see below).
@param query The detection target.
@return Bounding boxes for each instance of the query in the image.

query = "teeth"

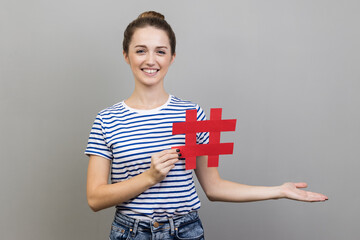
[143,69,157,74]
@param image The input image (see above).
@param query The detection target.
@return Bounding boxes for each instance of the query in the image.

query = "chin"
[138,78,163,87]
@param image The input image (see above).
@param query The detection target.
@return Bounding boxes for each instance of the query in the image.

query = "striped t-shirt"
[85,95,209,220]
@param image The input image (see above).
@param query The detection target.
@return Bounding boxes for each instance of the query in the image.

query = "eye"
[157,50,166,55]
[136,49,145,54]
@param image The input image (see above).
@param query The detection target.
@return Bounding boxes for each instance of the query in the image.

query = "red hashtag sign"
[172,108,237,170]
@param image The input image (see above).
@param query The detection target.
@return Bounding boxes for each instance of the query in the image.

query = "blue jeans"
[109,210,205,240]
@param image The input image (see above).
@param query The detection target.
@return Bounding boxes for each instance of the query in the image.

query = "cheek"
[159,58,172,68]
[129,58,143,69]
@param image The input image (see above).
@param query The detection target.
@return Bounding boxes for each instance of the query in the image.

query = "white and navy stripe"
[85,95,209,220]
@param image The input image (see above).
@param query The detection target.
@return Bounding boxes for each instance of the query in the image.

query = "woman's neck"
[125,85,169,110]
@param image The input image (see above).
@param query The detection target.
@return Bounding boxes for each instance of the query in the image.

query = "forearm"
[206,179,283,202]
[87,170,155,212]
[195,157,284,202]
[87,149,180,212]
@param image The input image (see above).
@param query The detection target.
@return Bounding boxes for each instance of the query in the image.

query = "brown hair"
[123,11,176,55]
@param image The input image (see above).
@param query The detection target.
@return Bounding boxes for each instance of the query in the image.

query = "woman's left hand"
[280,182,328,202]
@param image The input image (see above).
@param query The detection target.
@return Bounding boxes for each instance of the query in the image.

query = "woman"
[85,11,328,240]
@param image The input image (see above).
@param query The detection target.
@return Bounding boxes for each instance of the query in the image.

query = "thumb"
[294,182,308,189]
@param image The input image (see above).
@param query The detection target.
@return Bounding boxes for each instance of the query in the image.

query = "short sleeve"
[195,104,209,145]
[84,113,113,160]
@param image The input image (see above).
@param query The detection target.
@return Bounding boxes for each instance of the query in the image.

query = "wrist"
[142,170,158,187]
[272,185,285,199]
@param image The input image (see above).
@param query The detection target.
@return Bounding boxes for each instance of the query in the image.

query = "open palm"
[281,182,328,202]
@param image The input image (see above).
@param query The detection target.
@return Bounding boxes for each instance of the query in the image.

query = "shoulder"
[169,95,203,110]
[169,95,207,120]
[96,101,133,121]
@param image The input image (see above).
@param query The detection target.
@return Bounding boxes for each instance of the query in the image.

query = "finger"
[160,157,179,168]
[157,159,179,175]
[151,150,179,164]
[309,192,328,201]
[155,158,179,177]
[162,159,179,173]
[159,153,181,163]
[298,191,327,202]
[156,148,180,158]
[294,182,308,189]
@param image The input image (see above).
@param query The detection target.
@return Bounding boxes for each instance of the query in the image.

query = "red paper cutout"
[172,108,236,170]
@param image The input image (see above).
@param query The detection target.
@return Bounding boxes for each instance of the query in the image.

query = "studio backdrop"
[1,0,359,239]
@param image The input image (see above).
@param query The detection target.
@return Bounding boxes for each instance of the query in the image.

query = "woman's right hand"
[87,149,181,212]
[147,149,181,184]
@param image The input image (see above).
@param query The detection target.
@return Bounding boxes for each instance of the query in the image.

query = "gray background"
[1,0,359,239]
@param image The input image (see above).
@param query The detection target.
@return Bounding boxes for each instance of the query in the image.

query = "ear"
[170,52,176,65]
[123,50,130,65]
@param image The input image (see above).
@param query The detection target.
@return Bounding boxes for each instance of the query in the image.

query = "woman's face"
[124,26,175,88]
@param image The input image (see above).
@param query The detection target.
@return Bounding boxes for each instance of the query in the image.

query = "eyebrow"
[134,45,168,49]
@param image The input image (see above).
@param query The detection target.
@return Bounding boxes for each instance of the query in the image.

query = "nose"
[145,52,155,66]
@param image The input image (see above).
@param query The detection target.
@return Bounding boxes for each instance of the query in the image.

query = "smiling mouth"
[142,69,159,74]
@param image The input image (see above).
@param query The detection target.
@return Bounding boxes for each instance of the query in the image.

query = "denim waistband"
[113,210,200,236]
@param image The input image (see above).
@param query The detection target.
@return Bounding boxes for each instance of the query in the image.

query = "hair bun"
[138,11,165,20]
